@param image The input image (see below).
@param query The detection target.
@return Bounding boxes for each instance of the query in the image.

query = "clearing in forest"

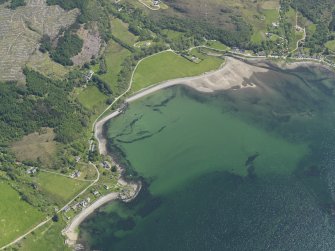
[11,128,57,167]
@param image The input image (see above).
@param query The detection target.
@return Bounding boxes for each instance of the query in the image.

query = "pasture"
[0,182,44,247]
[17,221,70,251]
[76,86,108,111]
[99,41,132,94]
[206,41,230,51]
[111,18,138,46]
[132,50,224,92]
[34,172,88,205]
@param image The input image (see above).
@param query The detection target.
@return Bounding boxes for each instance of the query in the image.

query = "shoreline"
[65,55,333,248]
[94,56,269,154]
[63,178,141,248]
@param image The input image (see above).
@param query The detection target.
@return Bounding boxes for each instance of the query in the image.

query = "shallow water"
[80,62,335,251]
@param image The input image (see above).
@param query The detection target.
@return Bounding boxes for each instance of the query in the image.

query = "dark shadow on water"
[79,169,335,251]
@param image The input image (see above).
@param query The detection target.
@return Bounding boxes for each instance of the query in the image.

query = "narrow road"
[289,27,306,54]
[0,163,99,251]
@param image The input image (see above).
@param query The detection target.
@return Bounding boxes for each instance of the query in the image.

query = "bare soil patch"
[11,128,57,166]
[71,25,101,66]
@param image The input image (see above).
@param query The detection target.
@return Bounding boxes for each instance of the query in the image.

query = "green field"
[100,41,131,93]
[251,31,264,44]
[132,51,224,92]
[35,172,88,204]
[18,220,70,251]
[76,86,108,110]
[0,182,44,247]
[162,29,184,40]
[325,40,335,52]
[289,30,305,51]
[206,41,230,51]
[239,2,280,45]
[111,18,138,46]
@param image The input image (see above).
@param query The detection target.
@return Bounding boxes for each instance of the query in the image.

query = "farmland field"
[132,51,224,92]
[0,182,44,247]
[18,221,70,251]
[111,18,138,46]
[76,86,108,111]
[206,41,230,51]
[99,41,132,93]
[34,172,88,204]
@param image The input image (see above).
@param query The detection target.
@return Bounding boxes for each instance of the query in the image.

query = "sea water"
[79,63,335,250]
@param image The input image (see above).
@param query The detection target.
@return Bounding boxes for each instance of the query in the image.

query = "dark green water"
[80,62,335,250]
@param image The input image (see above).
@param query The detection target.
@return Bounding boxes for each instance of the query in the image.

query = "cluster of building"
[64,197,92,213]
[102,161,111,169]
[26,166,38,175]
[231,47,245,54]
[70,170,81,179]
[84,70,94,82]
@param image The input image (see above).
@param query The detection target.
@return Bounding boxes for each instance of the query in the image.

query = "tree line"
[0,69,89,144]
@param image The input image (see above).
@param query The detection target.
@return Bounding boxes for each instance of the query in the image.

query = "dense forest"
[50,29,84,66]
[109,2,252,50]
[0,0,26,9]
[291,0,335,23]
[0,70,88,144]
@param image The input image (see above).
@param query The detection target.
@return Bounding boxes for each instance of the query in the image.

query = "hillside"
[0,0,78,82]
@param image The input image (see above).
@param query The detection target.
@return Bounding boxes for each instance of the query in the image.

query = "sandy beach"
[63,179,141,247]
[63,192,119,247]
[126,57,267,102]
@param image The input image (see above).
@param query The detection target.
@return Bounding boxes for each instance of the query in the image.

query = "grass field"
[76,86,108,111]
[99,41,131,93]
[325,40,335,52]
[289,30,305,51]
[206,41,230,51]
[34,172,88,204]
[132,51,224,92]
[0,182,44,247]
[18,220,70,251]
[225,0,280,45]
[162,29,184,40]
[111,18,138,46]
[27,51,69,80]
[11,128,57,167]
